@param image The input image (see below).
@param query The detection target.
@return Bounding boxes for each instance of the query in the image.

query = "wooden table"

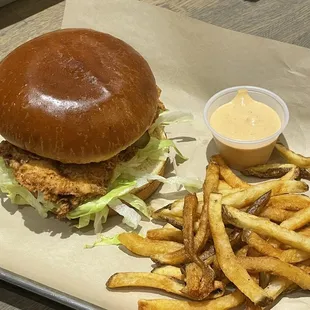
[1,0,310,309]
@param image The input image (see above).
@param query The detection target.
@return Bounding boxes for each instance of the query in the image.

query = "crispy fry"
[236,245,249,257]
[194,162,219,253]
[267,194,310,211]
[118,233,183,257]
[147,228,183,243]
[218,180,232,190]
[245,299,263,310]
[212,155,250,188]
[159,193,203,214]
[259,272,270,289]
[182,263,203,299]
[300,167,310,180]
[153,204,184,218]
[224,206,310,253]
[151,266,184,281]
[222,180,308,209]
[157,199,204,219]
[183,193,216,299]
[264,276,293,300]
[208,193,270,305]
[280,207,310,230]
[106,272,188,298]
[243,230,310,263]
[242,163,300,181]
[189,265,214,300]
[138,290,245,310]
[152,212,184,229]
[183,194,197,259]
[276,143,310,168]
[200,227,243,264]
[238,256,310,290]
[163,223,178,229]
[152,248,188,266]
[209,280,226,299]
[152,219,245,266]
[184,263,215,300]
[281,166,300,180]
[300,226,310,237]
[245,190,271,215]
[260,207,294,222]
[218,188,241,196]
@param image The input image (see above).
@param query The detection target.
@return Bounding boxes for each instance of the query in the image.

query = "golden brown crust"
[0,28,158,164]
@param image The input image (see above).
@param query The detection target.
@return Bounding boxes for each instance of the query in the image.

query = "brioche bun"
[0,28,158,164]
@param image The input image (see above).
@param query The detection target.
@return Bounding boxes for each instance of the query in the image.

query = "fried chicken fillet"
[0,141,137,217]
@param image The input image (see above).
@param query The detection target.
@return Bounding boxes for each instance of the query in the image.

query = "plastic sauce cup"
[204,86,289,170]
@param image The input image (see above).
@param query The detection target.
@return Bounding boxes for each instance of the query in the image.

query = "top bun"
[0,29,158,163]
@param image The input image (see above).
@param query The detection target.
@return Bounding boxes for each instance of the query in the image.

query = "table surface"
[1,0,310,309]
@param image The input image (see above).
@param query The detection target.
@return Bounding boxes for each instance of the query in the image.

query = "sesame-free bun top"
[0,28,158,164]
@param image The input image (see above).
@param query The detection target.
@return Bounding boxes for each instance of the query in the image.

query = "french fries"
[260,207,294,222]
[281,165,300,180]
[147,228,183,243]
[280,207,310,230]
[194,162,219,252]
[223,206,310,253]
[222,180,308,209]
[237,256,310,290]
[264,276,293,300]
[182,263,209,299]
[212,155,250,188]
[218,180,232,190]
[107,272,188,298]
[182,192,215,300]
[151,265,184,281]
[242,163,297,179]
[138,290,245,310]
[152,213,184,229]
[107,149,310,309]
[275,143,310,168]
[183,194,197,260]
[243,230,310,263]
[153,197,204,221]
[208,193,270,305]
[118,233,183,257]
[151,247,188,265]
[300,167,310,180]
[267,194,310,211]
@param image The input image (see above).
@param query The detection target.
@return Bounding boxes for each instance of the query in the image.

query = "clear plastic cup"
[204,86,289,170]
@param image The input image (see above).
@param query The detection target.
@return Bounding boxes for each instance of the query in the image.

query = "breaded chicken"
[0,141,135,217]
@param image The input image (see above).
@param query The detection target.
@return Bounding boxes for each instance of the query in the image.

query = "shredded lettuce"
[149,111,193,133]
[67,179,137,219]
[75,215,91,229]
[113,137,187,183]
[93,207,109,234]
[109,199,141,229]
[85,234,121,248]
[121,193,150,218]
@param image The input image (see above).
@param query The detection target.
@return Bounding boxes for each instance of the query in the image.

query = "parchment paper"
[1,0,310,309]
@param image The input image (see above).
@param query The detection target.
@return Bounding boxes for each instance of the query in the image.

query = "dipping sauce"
[210,89,281,141]
[205,87,288,170]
